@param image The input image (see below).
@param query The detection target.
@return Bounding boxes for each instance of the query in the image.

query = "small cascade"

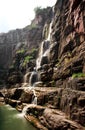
[22,72,30,87]
[16,105,28,118]
[32,89,37,105]
[29,69,38,86]
[23,73,28,83]
[22,105,28,115]
[28,67,39,105]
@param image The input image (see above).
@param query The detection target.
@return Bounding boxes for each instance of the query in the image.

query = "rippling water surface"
[0,104,37,130]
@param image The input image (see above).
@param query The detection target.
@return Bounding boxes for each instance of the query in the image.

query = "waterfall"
[32,97,37,104]
[28,69,38,105]
[16,105,29,118]
[20,89,37,117]
[29,69,38,86]
[23,73,28,83]
[23,17,53,105]
[47,22,52,41]
[22,72,30,87]
[36,40,49,69]
[32,89,37,105]
[36,21,52,70]
[20,10,53,115]
[22,105,28,115]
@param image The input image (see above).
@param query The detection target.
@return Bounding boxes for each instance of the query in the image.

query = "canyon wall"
[0,0,85,129]
[51,0,85,80]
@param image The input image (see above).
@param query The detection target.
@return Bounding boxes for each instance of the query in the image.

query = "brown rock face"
[40,108,83,130]
[4,88,33,104]
[46,0,85,126]
[25,105,84,130]
[35,0,85,127]
[51,0,85,78]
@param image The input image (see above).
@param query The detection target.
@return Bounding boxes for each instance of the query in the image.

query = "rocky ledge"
[25,105,84,130]
[0,86,85,130]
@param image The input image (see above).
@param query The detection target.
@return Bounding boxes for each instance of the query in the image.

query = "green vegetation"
[14,47,38,68]
[16,49,25,54]
[72,73,85,78]
[24,56,33,62]
[23,56,33,66]
[34,6,42,15]
[29,23,37,29]
[34,6,51,16]
[31,48,38,53]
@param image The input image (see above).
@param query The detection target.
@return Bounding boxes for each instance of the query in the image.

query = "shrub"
[23,56,33,67]
[24,56,33,62]
[31,48,37,53]
[72,73,85,78]
[16,49,25,54]
[34,6,42,15]
[29,23,37,29]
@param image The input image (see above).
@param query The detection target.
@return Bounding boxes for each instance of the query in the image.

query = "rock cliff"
[51,0,85,81]
[0,0,85,130]
[0,7,52,69]
[0,7,52,86]
[39,0,85,128]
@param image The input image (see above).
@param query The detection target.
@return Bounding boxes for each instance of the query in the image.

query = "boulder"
[40,108,83,130]
[5,98,21,107]
[20,90,33,103]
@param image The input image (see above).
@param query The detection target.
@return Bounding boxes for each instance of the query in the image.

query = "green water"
[0,104,37,130]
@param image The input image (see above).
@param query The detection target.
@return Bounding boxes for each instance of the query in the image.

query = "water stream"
[32,89,37,105]
[0,104,37,130]
[36,21,52,70]
[29,70,38,86]
[22,19,53,109]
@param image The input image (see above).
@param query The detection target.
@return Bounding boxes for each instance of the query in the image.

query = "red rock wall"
[49,0,85,125]
[51,0,85,80]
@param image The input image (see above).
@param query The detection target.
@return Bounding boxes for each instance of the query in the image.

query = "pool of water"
[0,104,37,130]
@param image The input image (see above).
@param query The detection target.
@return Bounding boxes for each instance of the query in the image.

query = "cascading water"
[15,105,29,118]
[28,68,38,105]
[47,22,52,41]
[32,90,37,105]
[22,15,53,107]
[28,21,53,105]
[36,40,49,69]
[22,72,30,87]
[22,105,29,115]
[29,69,38,86]
[36,21,52,70]
[23,73,29,83]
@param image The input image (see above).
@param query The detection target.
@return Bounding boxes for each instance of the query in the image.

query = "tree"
[34,6,42,15]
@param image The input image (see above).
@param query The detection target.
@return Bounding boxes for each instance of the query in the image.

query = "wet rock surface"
[1,87,85,129]
[25,104,84,130]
